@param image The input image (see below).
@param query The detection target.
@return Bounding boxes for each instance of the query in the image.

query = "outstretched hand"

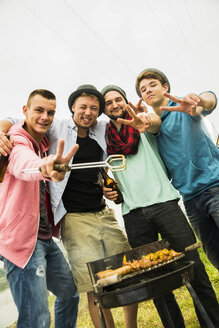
[40,139,79,181]
[129,98,148,114]
[161,92,203,116]
[117,99,152,133]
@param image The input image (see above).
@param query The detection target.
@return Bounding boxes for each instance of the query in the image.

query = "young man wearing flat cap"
[101,84,219,328]
[0,85,137,328]
[135,68,219,272]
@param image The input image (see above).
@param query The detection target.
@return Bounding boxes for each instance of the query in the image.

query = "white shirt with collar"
[47,117,108,225]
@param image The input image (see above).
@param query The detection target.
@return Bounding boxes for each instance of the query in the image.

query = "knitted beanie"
[101,85,128,103]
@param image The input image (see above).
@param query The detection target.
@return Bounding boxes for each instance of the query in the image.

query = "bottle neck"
[99,167,108,182]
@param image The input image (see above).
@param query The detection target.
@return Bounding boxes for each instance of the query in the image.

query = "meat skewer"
[96,243,201,281]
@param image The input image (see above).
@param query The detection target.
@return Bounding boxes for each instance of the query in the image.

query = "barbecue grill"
[87,239,214,328]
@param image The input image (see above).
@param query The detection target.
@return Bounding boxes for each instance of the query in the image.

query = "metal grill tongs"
[22,154,126,173]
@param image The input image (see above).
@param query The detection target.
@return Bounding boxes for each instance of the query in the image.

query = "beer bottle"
[0,135,10,183]
[100,167,123,204]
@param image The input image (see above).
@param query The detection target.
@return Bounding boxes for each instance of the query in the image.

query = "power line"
[167,0,207,82]
[16,0,112,80]
[143,0,197,86]
[63,0,136,78]
[183,0,216,84]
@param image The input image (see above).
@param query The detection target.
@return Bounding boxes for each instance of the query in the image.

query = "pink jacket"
[0,121,51,268]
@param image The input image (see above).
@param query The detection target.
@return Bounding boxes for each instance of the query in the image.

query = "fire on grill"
[87,239,201,309]
[96,248,181,280]
[87,240,215,328]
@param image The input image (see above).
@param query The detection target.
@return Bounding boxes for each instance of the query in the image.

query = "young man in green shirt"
[101,85,219,328]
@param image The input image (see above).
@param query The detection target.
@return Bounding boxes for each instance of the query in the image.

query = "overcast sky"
[0,0,218,224]
[0,2,218,322]
[0,0,219,132]
[0,2,218,324]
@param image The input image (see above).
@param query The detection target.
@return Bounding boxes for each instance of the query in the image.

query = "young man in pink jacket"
[0,89,79,328]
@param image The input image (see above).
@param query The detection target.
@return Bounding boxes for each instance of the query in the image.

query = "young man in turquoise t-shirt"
[135,68,219,273]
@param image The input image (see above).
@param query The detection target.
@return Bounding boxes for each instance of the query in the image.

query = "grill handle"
[184,242,202,253]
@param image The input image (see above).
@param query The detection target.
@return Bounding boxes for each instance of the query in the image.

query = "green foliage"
[0,268,9,292]
[0,268,6,278]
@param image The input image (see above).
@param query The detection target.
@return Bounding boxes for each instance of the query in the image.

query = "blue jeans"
[3,238,79,328]
[184,186,219,270]
[123,200,219,328]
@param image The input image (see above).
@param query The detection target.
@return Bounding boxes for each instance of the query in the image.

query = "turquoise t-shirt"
[158,100,219,201]
[113,132,179,215]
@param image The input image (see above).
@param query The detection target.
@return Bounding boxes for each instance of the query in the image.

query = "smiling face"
[104,90,127,120]
[139,78,168,111]
[72,95,100,137]
[23,94,56,143]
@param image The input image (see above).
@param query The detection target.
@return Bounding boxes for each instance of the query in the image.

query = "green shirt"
[113,132,179,215]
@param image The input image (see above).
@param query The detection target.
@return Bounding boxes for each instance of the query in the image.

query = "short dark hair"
[27,89,56,107]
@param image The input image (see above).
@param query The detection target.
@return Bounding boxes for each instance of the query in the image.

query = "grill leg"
[98,305,107,328]
[155,295,176,328]
[94,298,107,328]
[183,274,215,328]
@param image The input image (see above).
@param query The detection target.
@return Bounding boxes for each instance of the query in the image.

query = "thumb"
[101,178,105,187]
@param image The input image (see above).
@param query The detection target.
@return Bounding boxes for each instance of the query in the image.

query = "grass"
[0,278,9,293]
[0,269,9,292]
[6,247,219,327]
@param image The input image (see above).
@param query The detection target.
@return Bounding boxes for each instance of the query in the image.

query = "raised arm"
[8,139,79,182]
[199,91,217,112]
[0,119,13,133]
[117,101,161,133]
[40,139,79,182]
[161,92,217,117]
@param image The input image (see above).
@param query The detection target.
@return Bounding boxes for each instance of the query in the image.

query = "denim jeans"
[123,200,219,328]
[3,238,79,328]
[184,186,219,270]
